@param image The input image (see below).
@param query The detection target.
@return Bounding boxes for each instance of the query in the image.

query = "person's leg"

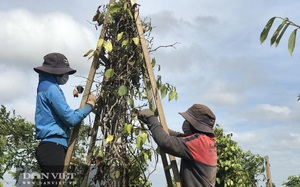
[35,142,67,187]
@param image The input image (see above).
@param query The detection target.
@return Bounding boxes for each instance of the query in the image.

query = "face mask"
[182,120,192,136]
[56,74,69,85]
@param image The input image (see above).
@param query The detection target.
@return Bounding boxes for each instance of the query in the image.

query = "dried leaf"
[76,85,84,94]
[83,49,94,57]
[88,129,95,136]
[73,89,78,98]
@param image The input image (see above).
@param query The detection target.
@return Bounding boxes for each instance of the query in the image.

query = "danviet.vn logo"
[21,171,77,186]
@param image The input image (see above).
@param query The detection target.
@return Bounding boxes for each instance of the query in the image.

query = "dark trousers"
[35,142,67,187]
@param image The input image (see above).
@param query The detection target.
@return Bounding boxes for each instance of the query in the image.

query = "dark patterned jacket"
[147,116,217,187]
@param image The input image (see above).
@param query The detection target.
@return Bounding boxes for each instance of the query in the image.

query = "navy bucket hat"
[34,53,76,75]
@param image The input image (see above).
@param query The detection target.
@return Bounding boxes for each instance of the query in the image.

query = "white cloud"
[231,131,259,145]
[9,99,36,122]
[257,104,291,115]
[202,80,246,106]
[251,104,292,121]
[0,65,33,104]
[0,8,99,118]
[0,8,97,74]
[271,132,300,152]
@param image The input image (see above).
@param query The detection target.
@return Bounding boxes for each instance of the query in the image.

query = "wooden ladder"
[60,1,181,186]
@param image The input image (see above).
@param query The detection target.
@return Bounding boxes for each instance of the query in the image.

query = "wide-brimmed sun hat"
[179,104,216,134]
[34,52,76,75]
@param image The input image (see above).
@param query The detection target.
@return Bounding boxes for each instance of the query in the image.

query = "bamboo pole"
[265,156,272,187]
[59,1,115,186]
[130,1,181,186]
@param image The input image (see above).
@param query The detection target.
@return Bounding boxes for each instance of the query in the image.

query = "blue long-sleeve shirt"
[35,73,92,147]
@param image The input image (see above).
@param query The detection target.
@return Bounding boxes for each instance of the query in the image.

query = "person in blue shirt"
[34,52,96,187]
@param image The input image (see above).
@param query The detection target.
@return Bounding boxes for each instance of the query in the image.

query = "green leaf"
[141,132,148,144]
[134,128,140,136]
[126,124,133,134]
[275,23,290,47]
[104,68,114,78]
[83,49,94,57]
[118,85,127,96]
[288,29,297,56]
[117,32,124,41]
[136,136,142,149]
[270,18,288,46]
[123,2,128,9]
[98,150,104,157]
[143,152,149,161]
[168,89,175,101]
[151,58,156,68]
[106,135,114,143]
[156,75,162,89]
[126,8,133,20]
[230,146,235,151]
[260,17,276,44]
[92,50,99,60]
[136,133,147,149]
[115,170,120,178]
[109,3,121,14]
[132,37,139,45]
[122,39,129,47]
[175,92,179,100]
[160,85,167,99]
[97,39,104,48]
[104,41,113,52]
[129,98,134,108]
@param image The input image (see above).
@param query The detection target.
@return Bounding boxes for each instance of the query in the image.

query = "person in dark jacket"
[34,52,96,187]
[139,104,217,187]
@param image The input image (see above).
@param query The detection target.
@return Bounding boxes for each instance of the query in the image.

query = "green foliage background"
[0,105,38,186]
[0,105,268,187]
[282,175,300,187]
[214,125,265,187]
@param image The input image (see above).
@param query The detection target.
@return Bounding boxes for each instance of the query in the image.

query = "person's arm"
[147,116,192,159]
[48,85,93,127]
[168,128,184,137]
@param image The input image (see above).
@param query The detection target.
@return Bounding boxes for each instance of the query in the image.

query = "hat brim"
[179,112,214,134]
[34,66,76,75]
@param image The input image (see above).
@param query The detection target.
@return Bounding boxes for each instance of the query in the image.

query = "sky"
[1,0,300,186]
